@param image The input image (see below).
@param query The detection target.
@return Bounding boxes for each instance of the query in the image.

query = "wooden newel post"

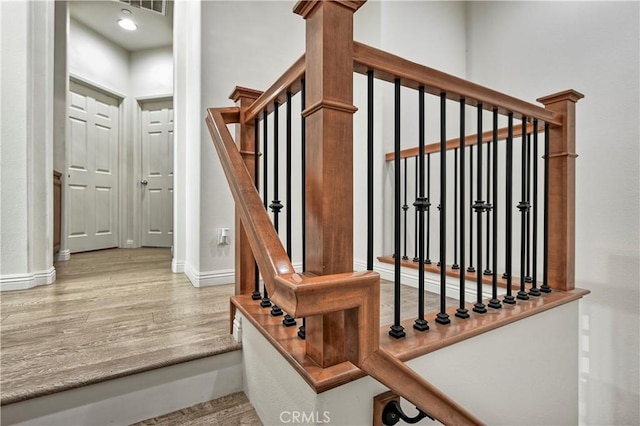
[537,89,584,292]
[230,86,264,296]
[294,0,365,368]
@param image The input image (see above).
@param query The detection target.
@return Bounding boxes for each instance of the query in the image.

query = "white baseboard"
[0,267,56,292]
[184,264,235,287]
[354,258,494,300]
[54,249,70,262]
[171,258,185,273]
[182,261,303,288]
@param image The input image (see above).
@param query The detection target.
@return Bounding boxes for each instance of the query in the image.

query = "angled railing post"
[293,0,364,367]
[230,86,264,296]
[537,90,584,291]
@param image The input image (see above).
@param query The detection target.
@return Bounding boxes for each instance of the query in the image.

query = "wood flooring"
[0,247,451,407]
[0,248,239,405]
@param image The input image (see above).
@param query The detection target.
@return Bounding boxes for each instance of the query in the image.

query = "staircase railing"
[206,1,587,424]
[207,105,483,426]
[353,41,584,336]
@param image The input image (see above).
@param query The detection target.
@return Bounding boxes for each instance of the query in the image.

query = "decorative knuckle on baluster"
[413,197,430,211]
[472,200,491,213]
[517,200,530,212]
[269,200,283,213]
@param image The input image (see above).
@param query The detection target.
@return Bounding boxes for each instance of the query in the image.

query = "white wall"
[1,1,31,278]
[465,3,639,424]
[194,1,468,280]
[172,0,199,275]
[130,47,173,99]
[69,19,129,96]
[353,1,468,266]
[0,0,56,290]
[195,1,304,284]
[243,300,580,425]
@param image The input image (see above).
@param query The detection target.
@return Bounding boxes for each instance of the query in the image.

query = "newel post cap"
[229,86,263,102]
[537,89,585,106]
[293,0,366,18]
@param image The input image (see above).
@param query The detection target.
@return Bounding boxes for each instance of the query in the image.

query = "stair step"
[132,392,262,426]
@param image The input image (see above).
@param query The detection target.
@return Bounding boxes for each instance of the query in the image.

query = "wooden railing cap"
[293,0,366,18]
[537,89,585,105]
[229,86,263,102]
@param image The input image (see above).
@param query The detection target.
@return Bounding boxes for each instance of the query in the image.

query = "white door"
[67,81,120,253]
[140,100,174,247]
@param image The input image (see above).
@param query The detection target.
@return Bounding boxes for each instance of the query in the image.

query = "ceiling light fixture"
[117,18,137,31]
[121,8,132,15]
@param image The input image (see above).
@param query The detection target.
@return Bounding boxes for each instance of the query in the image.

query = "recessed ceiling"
[69,0,173,52]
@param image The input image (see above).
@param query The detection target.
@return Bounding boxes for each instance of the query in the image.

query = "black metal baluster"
[517,116,530,301]
[283,92,297,326]
[261,110,272,308]
[298,79,307,339]
[402,157,409,261]
[367,71,374,271]
[270,102,284,316]
[484,123,492,276]
[452,148,459,270]
[488,109,502,309]
[252,119,262,301]
[414,86,429,331]
[540,122,551,293]
[503,113,516,304]
[529,119,541,297]
[468,139,475,273]
[456,99,469,319]
[436,92,450,325]
[473,104,487,314]
[525,130,533,284]
[285,93,293,261]
[426,153,432,264]
[389,78,405,338]
[413,156,419,263]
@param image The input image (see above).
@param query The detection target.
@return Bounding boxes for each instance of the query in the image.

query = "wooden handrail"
[243,54,305,125]
[207,108,295,291]
[361,349,483,425]
[207,105,483,424]
[385,122,541,161]
[353,41,561,126]
[207,106,379,317]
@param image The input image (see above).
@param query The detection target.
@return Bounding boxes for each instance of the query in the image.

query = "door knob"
[140,179,148,185]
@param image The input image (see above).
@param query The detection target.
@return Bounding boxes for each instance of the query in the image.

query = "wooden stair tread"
[131,391,262,426]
